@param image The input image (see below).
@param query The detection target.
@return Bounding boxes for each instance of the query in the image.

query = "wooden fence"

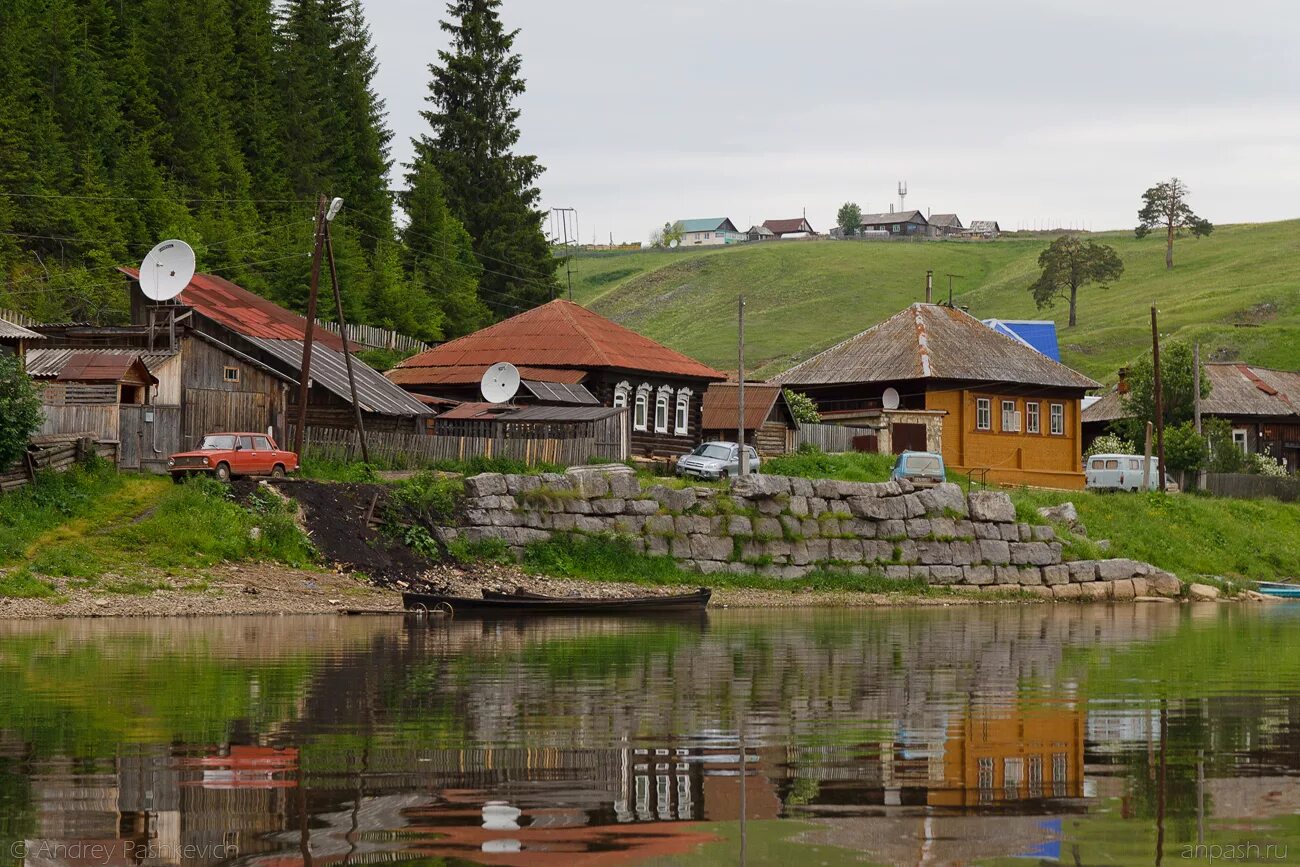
[795,422,879,453]
[0,437,118,494]
[0,307,39,328]
[295,424,625,468]
[316,320,430,354]
[1204,472,1300,503]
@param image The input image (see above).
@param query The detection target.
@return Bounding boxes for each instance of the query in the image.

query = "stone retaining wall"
[441,466,1182,599]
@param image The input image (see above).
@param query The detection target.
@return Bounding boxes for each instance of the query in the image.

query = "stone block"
[917,541,953,565]
[901,494,926,518]
[813,479,842,499]
[878,519,907,539]
[433,526,459,544]
[591,498,626,515]
[800,518,822,538]
[1017,567,1043,585]
[850,496,906,521]
[688,534,732,561]
[732,474,790,498]
[506,474,542,496]
[789,477,815,497]
[1130,576,1150,597]
[995,565,1021,584]
[1042,564,1070,586]
[568,472,609,498]
[973,522,1002,540]
[1024,585,1055,599]
[1079,581,1109,601]
[807,497,828,515]
[753,517,783,539]
[816,517,842,537]
[827,499,852,517]
[550,513,577,531]
[963,564,995,585]
[773,565,812,581]
[464,509,491,526]
[885,565,912,581]
[645,514,676,536]
[1068,561,1098,582]
[725,561,755,575]
[512,528,552,545]
[726,515,753,536]
[1096,558,1144,581]
[1110,578,1137,600]
[608,473,641,498]
[1052,582,1082,600]
[967,490,1016,523]
[695,560,728,575]
[831,538,864,561]
[472,494,517,510]
[787,495,810,516]
[573,515,606,533]
[909,565,932,581]
[953,520,976,539]
[673,515,709,535]
[756,497,785,516]
[1011,542,1054,566]
[761,539,792,558]
[929,517,958,539]
[644,534,671,556]
[861,540,892,563]
[625,499,659,516]
[905,518,932,539]
[537,472,571,490]
[1031,525,1056,542]
[564,498,593,515]
[611,516,645,535]
[779,514,804,538]
[804,538,831,563]
[645,484,696,512]
[789,541,813,566]
[978,539,1011,565]
[1148,571,1182,597]
[1000,523,1021,541]
[1189,582,1220,601]
[929,565,963,585]
[488,510,522,527]
[843,519,877,538]
[465,473,508,497]
[895,540,918,564]
[949,540,978,566]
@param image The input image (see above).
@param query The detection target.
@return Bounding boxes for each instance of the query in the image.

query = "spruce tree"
[413,0,558,315]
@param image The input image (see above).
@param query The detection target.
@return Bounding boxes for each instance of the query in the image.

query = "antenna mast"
[897,181,908,213]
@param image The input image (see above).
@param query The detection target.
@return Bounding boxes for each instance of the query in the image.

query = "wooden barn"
[389,299,725,459]
[1,314,42,370]
[700,382,799,455]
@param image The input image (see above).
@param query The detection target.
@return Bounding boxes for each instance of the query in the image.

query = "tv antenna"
[897,181,908,213]
[139,239,196,302]
[945,273,965,306]
[481,362,521,404]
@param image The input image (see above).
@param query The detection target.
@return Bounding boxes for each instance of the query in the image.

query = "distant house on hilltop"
[671,218,745,246]
[761,217,816,239]
[928,214,963,237]
[776,302,1099,489]
[746,225,775,242]
[859,210,930,237]
[965,220,1001,239]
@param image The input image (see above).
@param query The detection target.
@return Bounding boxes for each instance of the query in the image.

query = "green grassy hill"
[564,220,1300,382]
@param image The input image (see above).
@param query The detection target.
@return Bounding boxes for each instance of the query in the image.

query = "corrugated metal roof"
[1081,389,1127,423]
[860,210,927,225]
[26,347,176,379]
[982,319,1062,362]
[672,218,735,233]
[701,382,790,430]
[392,299,725,384]
[929,214,962,229]
[762,218,815,234]
[1202,363,1300,418]
[0,317,42,340]
[776,303,1098,390]
[387,365,588,387]
[437,402,509,420]
[437,403,624,423]
[55,352,157,385]
[968,221,1000,233]
[119,267,346,351]
[243,337,431,417]
[521,380,599,405]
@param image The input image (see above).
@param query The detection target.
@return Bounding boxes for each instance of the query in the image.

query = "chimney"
[1117,367,1130,394]
[889,203,895,213]
[925,270,933,304]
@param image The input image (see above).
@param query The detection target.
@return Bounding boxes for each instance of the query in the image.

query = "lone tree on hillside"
[1028,235,1124,327]
[1135,177,1213,269]
[836,202,862,237]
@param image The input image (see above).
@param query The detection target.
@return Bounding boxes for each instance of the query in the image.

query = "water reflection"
[1,605,1298,866]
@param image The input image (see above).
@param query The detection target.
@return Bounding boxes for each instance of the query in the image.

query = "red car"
[168,432,299,482]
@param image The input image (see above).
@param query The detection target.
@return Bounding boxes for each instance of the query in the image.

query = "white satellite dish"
[481,362,521,404]
[139,239,196,302]
[882,387,901,410]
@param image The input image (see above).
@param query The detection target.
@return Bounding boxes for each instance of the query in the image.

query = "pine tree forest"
[0,0,558,342]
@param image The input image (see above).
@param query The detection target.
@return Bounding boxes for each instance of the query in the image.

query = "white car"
[1085,453,1178,492]
[675,442,760,481]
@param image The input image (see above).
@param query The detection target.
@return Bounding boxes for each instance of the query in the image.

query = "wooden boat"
[402,587,711,616]
[1255,582,1300,599]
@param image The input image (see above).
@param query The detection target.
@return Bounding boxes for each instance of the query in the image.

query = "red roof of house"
[762,218,815,235]
[701,382,791,430]
[56,352,157,385]
[391,299,725,385]
[386,364,588,387]
[119,267,345,351]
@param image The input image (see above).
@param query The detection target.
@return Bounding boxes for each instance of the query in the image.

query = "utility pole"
[1193,341,1204,491]
[293,194,327,457]
[1151,305,1167,490]
[552,207,577,301]
[737,295,747,478]
[324,211,369,464]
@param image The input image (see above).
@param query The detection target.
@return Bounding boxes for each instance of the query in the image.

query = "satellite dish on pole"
[481,362,520,404]
[882,387,901,410]
[139,240,196,302]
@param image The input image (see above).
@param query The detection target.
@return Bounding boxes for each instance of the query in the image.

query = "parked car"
[890,450,947,488]
[675,441,760,481]
[168,433,299,482]
[1085,453,1177,492]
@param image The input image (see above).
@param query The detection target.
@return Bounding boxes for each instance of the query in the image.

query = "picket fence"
[795,422,879,453]
[1204,472,1300,503]
[317,321,429,354]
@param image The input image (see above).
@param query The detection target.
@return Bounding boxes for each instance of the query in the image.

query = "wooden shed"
[0,314,42,370]
[700,382,799,455]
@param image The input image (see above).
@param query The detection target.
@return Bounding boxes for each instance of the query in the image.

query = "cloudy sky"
[364,0,1300,243]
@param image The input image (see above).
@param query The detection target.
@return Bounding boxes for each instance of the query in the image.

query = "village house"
[387,299,726,458]
[1082,362,1300,473]
[0,314,42,371]
[746,224,775,242]
[964,220,1002,239]
[775,303,1099,488]
[760,217,817,239]
[927,214,964,237]
[859,210,931,237]
[699,382,800,456]
[670,218,745,246]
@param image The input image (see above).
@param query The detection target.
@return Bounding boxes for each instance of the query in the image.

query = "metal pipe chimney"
[925,270,933,303]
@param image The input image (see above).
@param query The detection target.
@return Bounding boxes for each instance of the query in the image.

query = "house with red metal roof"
[390,299,726,457]
[761,217,817,238]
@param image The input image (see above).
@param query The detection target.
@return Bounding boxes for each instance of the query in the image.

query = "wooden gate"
[119,405,182,471]
[891,422,927,454]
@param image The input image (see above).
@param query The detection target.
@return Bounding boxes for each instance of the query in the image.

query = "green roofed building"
[671,217,745,246]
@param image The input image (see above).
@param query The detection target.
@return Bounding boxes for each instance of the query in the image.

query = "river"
[1,604,1297,866]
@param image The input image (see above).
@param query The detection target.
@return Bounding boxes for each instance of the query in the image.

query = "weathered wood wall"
[795,422,878,453]
[118,405,182,472]
[0,439,118,494]
[293,424,627,468]
[38,404,120,441]
[1204,472,1300,502]
[182,336,286,448]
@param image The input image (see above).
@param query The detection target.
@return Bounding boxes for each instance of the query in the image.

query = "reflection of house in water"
[935,704,1086,806]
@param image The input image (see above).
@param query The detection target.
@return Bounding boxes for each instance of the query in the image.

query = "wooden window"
[1026,401,1040,433]
[1001,400,1020,432]
[1232,428,1248,452]
[654,387,671,433]
[674,388,692,435]
[613,381,631,409]
[223,366,240,383]
[1050,403,1065,435]
[634,385,650,431]
[976,398,991,431]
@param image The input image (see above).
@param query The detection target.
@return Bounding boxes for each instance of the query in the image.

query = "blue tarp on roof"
[983,319,1061,362]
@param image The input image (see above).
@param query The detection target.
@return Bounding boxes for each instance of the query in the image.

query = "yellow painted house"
[776,303,1099,489]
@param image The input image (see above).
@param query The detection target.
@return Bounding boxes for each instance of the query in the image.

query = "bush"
[1086,433,1135,459]
[387,472,464,525]
[784,389,821,424]
[0,354,42,471]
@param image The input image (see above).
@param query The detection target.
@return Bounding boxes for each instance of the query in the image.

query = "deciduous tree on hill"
[1115,340,1210,445]
[1135,177,1213,269]
[1028,235,1124,327]
[836,203,861,237]
[0,354,41,471]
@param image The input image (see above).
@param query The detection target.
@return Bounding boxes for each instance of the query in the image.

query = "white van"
[1085,454,1177,492]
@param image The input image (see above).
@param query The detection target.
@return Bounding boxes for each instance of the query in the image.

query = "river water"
[1,605,1297,866]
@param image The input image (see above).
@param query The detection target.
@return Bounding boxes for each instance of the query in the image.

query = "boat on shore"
[402,587,711,616]
[1255,582,1300,599]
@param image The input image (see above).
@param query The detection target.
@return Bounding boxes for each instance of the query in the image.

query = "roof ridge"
[553,300,615,368]
[776,305,915,381]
